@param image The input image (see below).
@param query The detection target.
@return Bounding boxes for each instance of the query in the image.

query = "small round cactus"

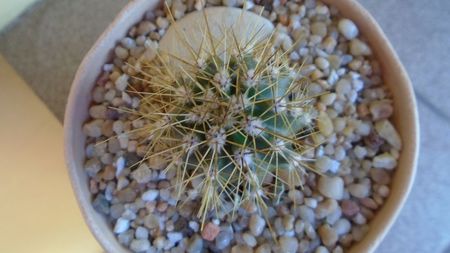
[131,11,317,226]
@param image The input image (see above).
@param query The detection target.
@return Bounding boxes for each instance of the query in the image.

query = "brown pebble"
[101,120,114,137]
[201,222,221,241]
[89,179,98,194]
[279,14,289,26]
[341,200,360,217]
[156,201,168,212]
[96,72,110,85]
[357,103,369,117]
[370,169,391,185]
[102,165,116,181]
[360,198,378,210]
[145,202,156,213]
[364,131,384,150]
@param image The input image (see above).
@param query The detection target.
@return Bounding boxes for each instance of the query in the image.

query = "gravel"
[82,0,402,252]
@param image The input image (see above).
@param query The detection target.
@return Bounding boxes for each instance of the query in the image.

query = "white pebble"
[318,112,334,137]
[350,39,372,56]
[114,218,130,234]
[135,226,149,239]
[354,146,367,159]
[242,233,257,247]
[279,236,298,253]
[318,224,338,247]
[315,156,340,173]
[320,93,336,106]
[373,153,397,169]
[131,163,152,184]
[249,214,266,236]
[348,183,370,198]
[334,218,351,235]
[156,17,169,29]
[115,74,129,91]
[318,176,344,200]
[115,46,129,60]
[378,185,390,197]
[167,232,183,244]
[375,119,402,150]
[141,189,159,202]
[304,198,318,208]
[189,221,199,232]
[338,19,358,40]
[316,246,330,253]
[130,239,150,252]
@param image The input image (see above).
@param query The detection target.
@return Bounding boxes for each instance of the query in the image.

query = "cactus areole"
[136,7,318,225]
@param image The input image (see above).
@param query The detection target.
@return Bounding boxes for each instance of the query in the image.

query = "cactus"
[130,15,317,227]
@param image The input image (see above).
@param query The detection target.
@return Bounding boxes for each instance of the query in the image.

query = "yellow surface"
[0,0,39,30]
[0,55,101,253]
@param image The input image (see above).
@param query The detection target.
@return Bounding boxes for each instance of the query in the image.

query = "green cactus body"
[137,34,315,224]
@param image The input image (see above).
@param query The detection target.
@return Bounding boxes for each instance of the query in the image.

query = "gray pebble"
[130,239,150,252]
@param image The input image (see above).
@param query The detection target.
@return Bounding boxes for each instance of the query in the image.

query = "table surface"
[1,0,450,252]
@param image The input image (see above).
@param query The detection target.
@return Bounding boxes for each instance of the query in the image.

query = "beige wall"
[0,0,39,30]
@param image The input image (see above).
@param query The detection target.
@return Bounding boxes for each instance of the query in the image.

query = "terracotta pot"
[64,0,419,252]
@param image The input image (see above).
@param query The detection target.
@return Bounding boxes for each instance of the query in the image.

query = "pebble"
[316,198,338,218]
[373,153,397,169]
[318,176,344,200]
[378,185,390,197]
[89,105,107,119]
[135,226,148,239]
[334,218,351,235]
[338,19,358,40]
[231,245,253,253]
[167,232,183,244]
[255,243,271,253]
[375,120,402,150]
[279,236,298,253]
[315,156,340,173]
[341,200,360,217]
[115,74,129,91]
[311,22,327,37]
[242,232,257,247]
[315,57,330,70]
[137,21,156,35]
[153,236,165,250]
[370,100,393,120]
[318,224,338,247]
[304,198,318,209]
[114,218,130,234]
[156,17,169,29]
[189,221,200,232]
[215,228,233,250]
[316,246,330,253]
[370,169,391,185]
[320,93,336,106]
[83,120,103,138]
[130,239,150,252]
[115,46,129,59]
[288,189,304,203]
[249,214,265,236]
[201,222,221,241]
[118,230,134,246]
[92,194,109,215]
[350,39,372,56]
[318,112,334,137]
[141,189,159,202]
[348,183,370,198]
[144,214,160,229]
[131,163,152,184]
[299,205,316,224]
[84,158,102,177]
